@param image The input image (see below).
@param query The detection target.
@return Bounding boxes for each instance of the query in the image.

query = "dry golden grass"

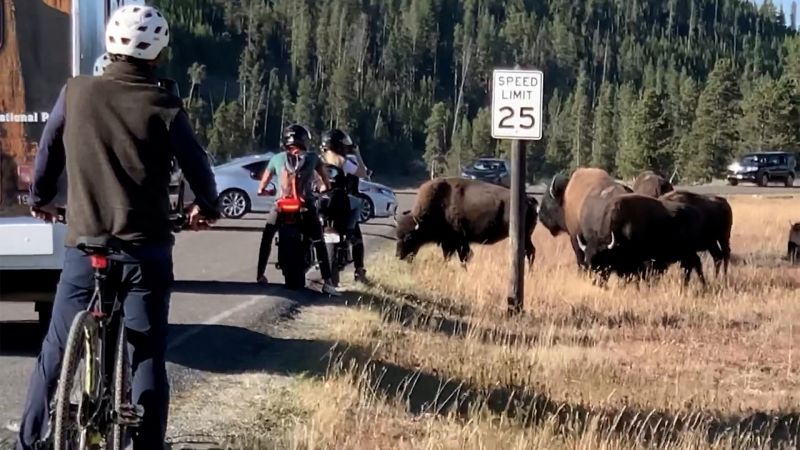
[229,196,800,449]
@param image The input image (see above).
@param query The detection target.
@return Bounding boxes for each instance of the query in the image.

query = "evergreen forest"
[152,0,800,182]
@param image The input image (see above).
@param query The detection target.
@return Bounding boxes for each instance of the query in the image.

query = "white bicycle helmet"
[93,53,111,76]
[105,5,169,61]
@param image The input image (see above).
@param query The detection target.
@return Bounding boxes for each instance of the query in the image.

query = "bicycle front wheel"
[53,311,102,450]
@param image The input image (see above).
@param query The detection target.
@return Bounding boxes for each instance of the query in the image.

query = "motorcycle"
[261,184,330,290]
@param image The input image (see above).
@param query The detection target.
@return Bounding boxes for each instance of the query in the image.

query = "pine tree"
[681,58,743,182]
[740,76,800,153]
[617,87,674,178]
[545,90,573,171]
[471,107,494,157]
[424,102,451,177]
[591,81,617,172]
[207,101,252,161]
[615,83,639,177]
[571,69,593,168]
[293,77,315,129]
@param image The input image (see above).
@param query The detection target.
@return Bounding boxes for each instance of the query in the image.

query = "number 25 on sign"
[491,69,544,140]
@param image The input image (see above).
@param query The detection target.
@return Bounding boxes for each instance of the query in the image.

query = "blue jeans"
[16,245,173,450]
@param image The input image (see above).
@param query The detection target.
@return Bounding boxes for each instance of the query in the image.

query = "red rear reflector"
[90,255,108,269]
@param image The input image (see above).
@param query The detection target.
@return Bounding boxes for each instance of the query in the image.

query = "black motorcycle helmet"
[282,124,312,151]
[320,129,354,156]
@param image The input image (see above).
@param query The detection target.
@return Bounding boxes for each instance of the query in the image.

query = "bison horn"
[607,232,616,250]
[548,176,557,198]
[576,234,587,252]
[412,216,420,230]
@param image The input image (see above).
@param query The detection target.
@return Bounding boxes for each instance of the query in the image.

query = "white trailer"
[0,0,146,326]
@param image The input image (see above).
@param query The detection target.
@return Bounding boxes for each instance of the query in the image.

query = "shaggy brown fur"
[396,177,538,266]
[632,170,674,198]
[659,190,733,276]
[789,222,800,264]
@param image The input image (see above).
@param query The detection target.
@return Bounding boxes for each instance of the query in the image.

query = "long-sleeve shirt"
[29,61,220,247]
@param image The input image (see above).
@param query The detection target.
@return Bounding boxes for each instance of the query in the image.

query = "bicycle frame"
[76,252,124,445]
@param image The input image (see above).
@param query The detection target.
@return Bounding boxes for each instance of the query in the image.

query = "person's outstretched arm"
[30,85,67,211]
[169,110,220,220]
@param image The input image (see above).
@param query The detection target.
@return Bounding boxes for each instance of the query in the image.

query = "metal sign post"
[491,67,544,315]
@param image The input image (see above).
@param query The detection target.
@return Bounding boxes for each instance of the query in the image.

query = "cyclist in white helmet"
[14,5,219,450]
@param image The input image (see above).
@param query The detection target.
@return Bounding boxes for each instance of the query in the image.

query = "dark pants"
[17,245,173,450]
[257,206,332,280]
[351,224,365,270]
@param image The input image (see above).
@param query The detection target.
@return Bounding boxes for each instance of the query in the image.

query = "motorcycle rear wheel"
[278,227,307,290]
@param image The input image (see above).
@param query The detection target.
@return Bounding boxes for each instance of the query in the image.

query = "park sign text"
[491,69,544,140]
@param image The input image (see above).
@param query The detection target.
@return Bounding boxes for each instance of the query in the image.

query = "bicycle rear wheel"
[53,311,102,450]
[110,322,131,450]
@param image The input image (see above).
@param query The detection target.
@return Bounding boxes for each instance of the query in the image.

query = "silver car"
[179,154,398,222]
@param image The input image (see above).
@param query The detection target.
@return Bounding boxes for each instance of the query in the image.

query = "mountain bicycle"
[50,235,139,450]
[45,167,190,450]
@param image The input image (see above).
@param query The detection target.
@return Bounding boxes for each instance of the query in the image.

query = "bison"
[789,222,800,264]
[395,177,538,266]
[632,170,674,198]
[658,190,733,277]
[538,167,632,268]
[575,193,707,287]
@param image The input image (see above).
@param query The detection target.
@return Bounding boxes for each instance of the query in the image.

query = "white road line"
[167,295,262,351]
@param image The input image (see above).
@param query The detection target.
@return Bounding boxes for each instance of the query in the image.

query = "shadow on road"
[170,280,330,302]
[0,321,44,357]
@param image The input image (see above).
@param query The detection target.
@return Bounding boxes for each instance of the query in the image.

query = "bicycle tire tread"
[110,323,130,450]
[53,311,97,450]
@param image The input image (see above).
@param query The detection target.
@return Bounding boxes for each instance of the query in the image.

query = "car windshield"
[740,155,760,165]
[473,160,503,171]
[740,154,781,165]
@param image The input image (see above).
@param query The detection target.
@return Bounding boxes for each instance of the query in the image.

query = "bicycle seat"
[76,236,123,256]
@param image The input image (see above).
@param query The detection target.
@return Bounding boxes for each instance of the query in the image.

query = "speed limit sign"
[491,69,544,140]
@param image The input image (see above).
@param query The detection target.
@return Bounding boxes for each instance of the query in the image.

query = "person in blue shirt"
[256,124,340,296]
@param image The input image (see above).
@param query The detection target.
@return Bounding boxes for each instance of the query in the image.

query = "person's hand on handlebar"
[187,204,215,231]
[259,184,277,196]
[30,205,61,223]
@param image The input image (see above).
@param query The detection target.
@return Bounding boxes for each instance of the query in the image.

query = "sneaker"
[4,419,20,433]
[256,275,269,285]
[354,268,368,283]
[321,281,341,297]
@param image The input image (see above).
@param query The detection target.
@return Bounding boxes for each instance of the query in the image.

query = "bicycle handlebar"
[47,206,190,233]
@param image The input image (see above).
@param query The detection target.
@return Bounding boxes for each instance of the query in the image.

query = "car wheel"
[758,173,769,187]
[219,189,250,219]
[358,195,374,223]
[786,173,795,187]
[728,179,738,186]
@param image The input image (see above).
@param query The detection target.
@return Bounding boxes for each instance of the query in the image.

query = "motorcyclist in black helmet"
[256,124,339,295]
[320,129,369,283]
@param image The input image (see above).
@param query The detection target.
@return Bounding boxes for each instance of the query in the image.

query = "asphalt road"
[0,201,409,447]
[0,181,797,447]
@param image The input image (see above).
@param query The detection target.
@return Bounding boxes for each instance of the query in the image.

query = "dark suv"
[461,158,511,187]
[726,151,796,187]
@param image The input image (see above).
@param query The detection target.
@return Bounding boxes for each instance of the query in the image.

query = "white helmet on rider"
[105,5,169,61]
[93,53,111,76]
